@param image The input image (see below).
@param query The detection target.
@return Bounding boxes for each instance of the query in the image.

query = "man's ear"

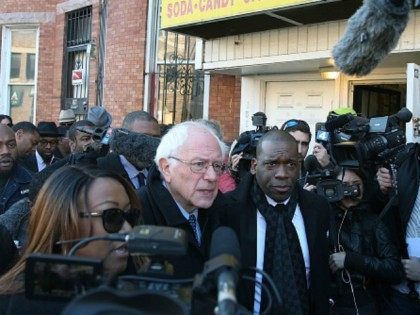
[250,158,257,175]
[15,129,24,140]
[159,158,171,183]
[69,140,77,153]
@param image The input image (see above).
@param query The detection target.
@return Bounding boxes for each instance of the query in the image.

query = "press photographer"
[230,112,277,182]
[375,141,420,314]
[300,155,359,203]
[329,168,403,314]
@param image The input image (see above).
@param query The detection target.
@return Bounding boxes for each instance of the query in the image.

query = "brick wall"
[209,74,241,143]
[1,0,148,126]
[103,0,148,127]
[0,0,58,12]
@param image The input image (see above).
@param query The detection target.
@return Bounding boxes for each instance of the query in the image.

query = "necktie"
[188,213,200,245]
[137,172,146,189]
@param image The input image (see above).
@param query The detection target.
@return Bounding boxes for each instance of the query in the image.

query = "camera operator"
[329,168,403,314]
[229,112,274,186]
[376,142,420,314]
[0,166,141,314]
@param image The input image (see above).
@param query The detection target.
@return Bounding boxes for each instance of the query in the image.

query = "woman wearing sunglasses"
[0,165,141,314]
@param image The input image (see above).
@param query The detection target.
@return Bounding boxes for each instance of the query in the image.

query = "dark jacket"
[97,153,132,186]
[330,203,404,307]
[19,153,60,174]
[0,224,17,276]
[372,143,419,254]
[0,163,32,215]
[138,164,224,278]
[221,173,331,315]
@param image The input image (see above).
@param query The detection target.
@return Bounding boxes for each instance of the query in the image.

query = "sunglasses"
[79,208,137,233]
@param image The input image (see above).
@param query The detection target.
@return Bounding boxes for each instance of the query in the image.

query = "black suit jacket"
[138,165,224,278]
[222,173,331,314]
[19,154,38,173]
[97,153,132,186]
[20,153,59,173]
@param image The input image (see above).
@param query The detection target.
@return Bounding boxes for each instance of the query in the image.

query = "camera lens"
[325,187,336,197]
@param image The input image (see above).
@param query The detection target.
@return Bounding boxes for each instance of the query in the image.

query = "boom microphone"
[332,0,411,76]
[111,128,160,169]
[324,113,355,132]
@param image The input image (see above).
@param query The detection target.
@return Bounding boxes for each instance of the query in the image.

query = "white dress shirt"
[35,150,54,172]
[253,195,310,315]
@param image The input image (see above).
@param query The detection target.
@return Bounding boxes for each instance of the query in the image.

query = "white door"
[406,63,420,143]
[265,80,336,149]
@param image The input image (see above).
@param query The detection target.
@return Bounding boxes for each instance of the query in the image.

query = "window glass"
[8,29,37,122]
[10,53,21,79]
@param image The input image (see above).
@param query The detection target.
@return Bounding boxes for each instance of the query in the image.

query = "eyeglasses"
[281,119,310,130]
[79,208,136,233]
[168,156,226,176]
[39,139,59,146]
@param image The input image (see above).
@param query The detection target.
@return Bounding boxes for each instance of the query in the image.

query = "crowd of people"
[0,107,419,314]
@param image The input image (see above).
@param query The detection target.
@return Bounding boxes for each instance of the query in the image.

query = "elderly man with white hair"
[138,121,228,278]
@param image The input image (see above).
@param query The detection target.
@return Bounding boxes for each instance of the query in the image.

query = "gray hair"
[154,121,228,171]
[195,119,223,141]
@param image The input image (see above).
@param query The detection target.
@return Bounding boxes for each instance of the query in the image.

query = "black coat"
[138,164,224,278]
[97,153,131,185]
[221,173,331,315]
[372,143,420,255]
[330,204,404,307]
[0,163,32,215]
[19,153,60,173]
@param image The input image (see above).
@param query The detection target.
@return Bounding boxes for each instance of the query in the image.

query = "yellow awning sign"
[161,0,320,29]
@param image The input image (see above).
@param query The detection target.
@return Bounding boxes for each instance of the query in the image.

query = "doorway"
[352,84,406,118]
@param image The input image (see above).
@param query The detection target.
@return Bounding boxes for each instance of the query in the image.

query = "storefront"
[161,0,420,143]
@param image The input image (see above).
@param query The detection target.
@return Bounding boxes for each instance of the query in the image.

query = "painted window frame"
[0,25,39,122]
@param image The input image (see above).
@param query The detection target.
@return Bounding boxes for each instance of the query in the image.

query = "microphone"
[324,114,355,132]
[304,154,321,174]
[203,226,241,315]
[332,0,411,76]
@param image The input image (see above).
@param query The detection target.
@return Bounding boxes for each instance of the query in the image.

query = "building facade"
[0,0,148,126]
[3,0,420,145]
[162,0,420,144]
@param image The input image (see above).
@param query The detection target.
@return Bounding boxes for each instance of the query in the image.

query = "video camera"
[24,226,279,315]
[25,226,190,307]
[232,112,277,161]
[76,125,114,146]
[323,108,412,168]
[302,155,360,203]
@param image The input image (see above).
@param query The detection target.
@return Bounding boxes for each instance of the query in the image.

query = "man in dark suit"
[222,130,330,315]
[138,121,227,278]
[97,110,161,190]
[20,122,60,173]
